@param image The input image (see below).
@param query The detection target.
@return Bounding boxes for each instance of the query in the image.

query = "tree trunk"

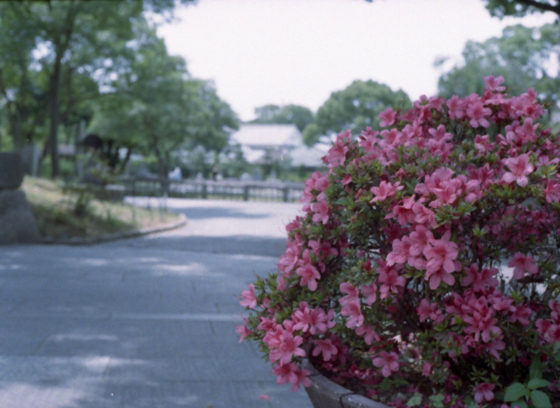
[119,147,133,174]
[156,149,170,196]
[7,109,22,151]
[48,53,62,178]
[46,1,79,179]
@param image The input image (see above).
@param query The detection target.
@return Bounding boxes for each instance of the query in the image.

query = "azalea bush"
[237,77,560,408]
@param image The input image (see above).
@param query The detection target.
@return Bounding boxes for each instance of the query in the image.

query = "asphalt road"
[0,198,313,408]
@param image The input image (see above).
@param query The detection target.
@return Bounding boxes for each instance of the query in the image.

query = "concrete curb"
[41,213,187,246]
[303,359,390,408]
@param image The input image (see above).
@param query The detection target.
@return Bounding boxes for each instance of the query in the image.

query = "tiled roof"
[230,124,302,147]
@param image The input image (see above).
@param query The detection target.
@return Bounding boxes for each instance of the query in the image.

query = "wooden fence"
[116,178,305,202]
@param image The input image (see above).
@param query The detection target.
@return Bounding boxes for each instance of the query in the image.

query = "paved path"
[0,198,313,408]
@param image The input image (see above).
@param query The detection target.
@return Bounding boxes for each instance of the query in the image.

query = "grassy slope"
[22,177,180,240]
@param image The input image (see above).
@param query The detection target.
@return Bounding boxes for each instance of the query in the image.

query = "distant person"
[212,166,220,180]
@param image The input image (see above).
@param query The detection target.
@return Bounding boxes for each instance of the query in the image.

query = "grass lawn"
[22,177,181,240]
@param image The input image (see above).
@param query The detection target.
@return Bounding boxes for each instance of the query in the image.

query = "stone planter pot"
[0,152,24,190]
[303,359,390,408]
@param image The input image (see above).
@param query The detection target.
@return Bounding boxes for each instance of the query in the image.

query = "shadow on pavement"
[169,206,270,220]
[120,235,288,257]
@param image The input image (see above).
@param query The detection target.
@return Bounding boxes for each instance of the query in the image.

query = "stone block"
[342,394,390,408]
[0,152,24,190]
[0,190,41,244]
[304,359,390,408]
[303,360,351,408]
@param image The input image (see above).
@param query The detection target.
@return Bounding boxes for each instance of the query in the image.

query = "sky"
[157,0,557,122]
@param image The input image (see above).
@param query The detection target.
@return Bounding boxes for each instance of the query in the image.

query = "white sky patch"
[158,0,557,121]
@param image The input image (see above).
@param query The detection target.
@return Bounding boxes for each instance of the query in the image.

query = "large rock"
[0,190,41,244]
[0,152,24,190]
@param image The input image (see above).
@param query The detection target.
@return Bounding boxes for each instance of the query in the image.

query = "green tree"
[362,0,560,17]
[1,0,195,177]
[303,80,411,146]
[251,104,314,133]
[0,5,47,150]
[89,25,238,179]
[482,0,559,18]
[437,24,560,124]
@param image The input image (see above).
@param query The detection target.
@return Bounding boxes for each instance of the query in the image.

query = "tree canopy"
[89,23,238,178]
[250,104,314,133]
[0,0,196,177]
[482,0,560,18]
[303,80,411,146]
[437,23,560,124]
[363,0,560,17]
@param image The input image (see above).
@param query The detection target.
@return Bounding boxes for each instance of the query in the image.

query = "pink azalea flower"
[486,340,505,359]
[240,284,258,309]
[259,394,270,401]
[269,330,305,365]
[379,107,398,127]
[409,225,434,254]
[422,362,433,376]
[426,267,456,290]
[235,317,251,342]
[417,299,443,322]
[355,325,380,345]
[263,324,284,349]
[387,236,418,267]
[378,263,406,299]
[546,325,560,343]
[489,292,516,313]
[372,351,399,377]
[428,124,452,141]
[273,363,311,391]
[502,154,534,187]
[507,253,538,280]
[341,299,364,328]
[257,317,276,332]
[474,134,495,153]
[385,195,417,225]
[278,241,301,274]
[460,264,499,292]
[340,282,360,305]
[446,95,464,119]
[515,118,538,143]
[311,200,330,225]
[324,131,350,167]
[296,261,321,291]
[473,383,495,403]
[423,231,459,275]
[483,75,505,92]
[292,302,312,332]
[370,181,402,203]
[361,282,378,305]
[463,307,501,343]
[312,339,338,361]
[509,305,532,327]
[308,308,329,334]
[543,179,560,203]
[549,300,560,323]
[341,174,352,186]
[467,100,492,128]
[308,239,338,260]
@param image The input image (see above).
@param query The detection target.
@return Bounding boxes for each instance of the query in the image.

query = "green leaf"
[406,393,422,407]
[510,400,529,408]
[528,379,550,390]
[530,390,552,408]
[530,358,543,380]
[504,383,529,402]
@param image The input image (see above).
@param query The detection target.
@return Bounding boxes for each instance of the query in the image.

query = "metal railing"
[116,177,305,202]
